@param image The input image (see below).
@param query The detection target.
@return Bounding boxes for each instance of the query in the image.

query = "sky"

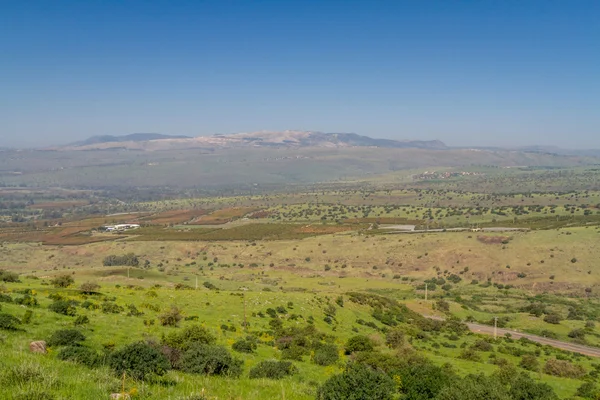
[1,0,599,148]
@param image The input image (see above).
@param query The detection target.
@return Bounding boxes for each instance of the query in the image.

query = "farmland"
[2,167,600,399]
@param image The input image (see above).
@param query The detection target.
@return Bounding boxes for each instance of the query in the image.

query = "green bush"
[22,310,33,324]
[74,315,90,325]
[101,301,124,314]
[232,338,257,354]
[108,342,170,380]
[568,328,586,340]
[0,269,20,283]
[180,344,242,377]
[50,274,74,288]
[385,328,405,348]
[519,354,539,372]
[0,293,13,303]
[576,381,599,399]
[281,344,307,361]
[471,340,493,352]
[459,348,481,362]
[543,314,562,324]
[159,305,183,327]
[48,300,77,316]
[47,329,86,347]
[317,364,395,400]
[0,313,20,330]
[249,360,297,379]
[14,294,38,307]
[163,325,216,351]
[57,346,101,368]
[345,335,375,354]
[313,344,339,366]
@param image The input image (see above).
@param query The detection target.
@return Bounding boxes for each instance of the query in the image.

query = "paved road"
[425,316,600,357]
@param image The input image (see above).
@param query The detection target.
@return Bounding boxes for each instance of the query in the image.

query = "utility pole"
[494,316,498,340]
[127,267,130,279]
[195,275,198,290]
[425,283,428,301]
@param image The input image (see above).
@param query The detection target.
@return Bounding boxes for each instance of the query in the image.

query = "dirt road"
[425,316,600,357]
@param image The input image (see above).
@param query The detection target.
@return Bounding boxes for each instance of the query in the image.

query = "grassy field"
[2,168,600,399]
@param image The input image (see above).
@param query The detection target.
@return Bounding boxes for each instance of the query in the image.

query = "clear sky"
[1,0,599,148]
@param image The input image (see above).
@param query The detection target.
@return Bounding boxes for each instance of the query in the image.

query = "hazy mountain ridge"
[58,131,448,151]
[70,133,192,146]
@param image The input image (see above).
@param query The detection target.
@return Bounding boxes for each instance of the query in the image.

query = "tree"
[50,274,74,288]
[79,282,101,294]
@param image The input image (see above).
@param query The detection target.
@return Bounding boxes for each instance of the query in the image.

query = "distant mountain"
[71,133,191,147]
[60,130,447,151]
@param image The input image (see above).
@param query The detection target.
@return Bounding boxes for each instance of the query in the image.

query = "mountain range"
[57,131,447,151]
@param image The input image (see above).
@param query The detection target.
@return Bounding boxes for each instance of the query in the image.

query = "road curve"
[425,316,600,358]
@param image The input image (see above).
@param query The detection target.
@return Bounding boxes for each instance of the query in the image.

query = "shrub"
[576,381,599,399]
[103,253,139,267]
[0,313,20,330]
[345,335,375,354]
[180,344,242,377]
[436,373,508,400]
[317,364,395,400]
[543,359,586,378]
[459,348,481,361]
[0,293,13,303]
[519,354,540,371]
[568,328,586,340]
[0,269,20,283]
[50,274,74,288]
[79,282,101,294]
[81,300,98,310]
[385,328,405,348]
[57,346,101,368]
[14,294,38,307]
[543,314,562,324]
[163,325,216,351]
[74,315,90,326]
[101,301,124,314]
[281,345,306,361]
[249,360,297,379]
[472,340,493,352]
[159,305,183,327]
[108,342,170,380]
[22,310,33,324]
[47,329,86,347]
[232,338,257,354]
[313,344,339,366]
[48,300,77,316]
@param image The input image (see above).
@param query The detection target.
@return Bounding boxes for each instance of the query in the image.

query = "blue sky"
[1,0,599,148]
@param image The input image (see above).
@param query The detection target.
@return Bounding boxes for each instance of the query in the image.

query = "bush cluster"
[249,360,297,379]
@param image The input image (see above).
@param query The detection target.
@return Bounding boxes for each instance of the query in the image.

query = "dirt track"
[425,316,600,357]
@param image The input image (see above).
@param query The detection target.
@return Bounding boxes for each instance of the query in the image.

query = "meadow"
[2,168,600,399]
